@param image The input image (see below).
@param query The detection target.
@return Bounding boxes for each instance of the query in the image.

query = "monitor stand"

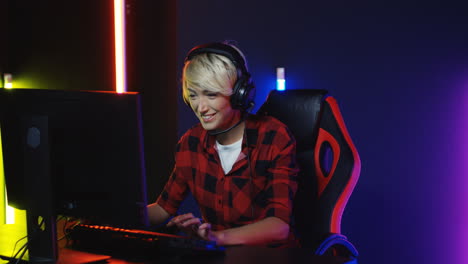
[22,116,57,263]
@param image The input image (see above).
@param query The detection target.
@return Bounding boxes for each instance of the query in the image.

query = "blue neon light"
[277,79,286,91]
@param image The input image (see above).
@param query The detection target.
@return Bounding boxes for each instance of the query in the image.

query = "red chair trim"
[314,128,341,197]
[326,97,361,233]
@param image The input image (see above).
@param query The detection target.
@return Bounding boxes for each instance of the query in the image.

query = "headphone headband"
[185,42,249,77]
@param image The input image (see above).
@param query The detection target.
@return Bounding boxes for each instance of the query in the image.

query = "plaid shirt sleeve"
[260,119,299,225]
[155,137,191,216]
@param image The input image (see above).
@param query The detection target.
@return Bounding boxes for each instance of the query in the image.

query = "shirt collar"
[203,114,258,154]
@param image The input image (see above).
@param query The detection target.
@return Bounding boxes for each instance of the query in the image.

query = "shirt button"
[218,200,222,204]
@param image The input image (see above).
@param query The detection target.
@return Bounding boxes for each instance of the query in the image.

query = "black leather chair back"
[258,89,360,254]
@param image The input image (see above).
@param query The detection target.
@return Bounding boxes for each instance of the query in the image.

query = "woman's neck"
[216,121,245,145]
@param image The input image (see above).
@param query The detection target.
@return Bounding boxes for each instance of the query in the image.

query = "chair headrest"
[257,89,328,152]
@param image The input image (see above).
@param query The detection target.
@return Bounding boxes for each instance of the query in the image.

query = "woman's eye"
[188,94,196,99]
[208,93,217,97]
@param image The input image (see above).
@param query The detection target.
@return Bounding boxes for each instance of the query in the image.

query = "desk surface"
[59,246,356,264]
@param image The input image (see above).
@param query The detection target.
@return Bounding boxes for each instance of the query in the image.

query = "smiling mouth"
[201,113,215,122]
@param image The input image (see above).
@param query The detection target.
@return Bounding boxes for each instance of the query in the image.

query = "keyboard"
[66,224,225,260]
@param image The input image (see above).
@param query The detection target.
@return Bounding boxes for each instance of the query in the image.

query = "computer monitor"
[0,89,149,262]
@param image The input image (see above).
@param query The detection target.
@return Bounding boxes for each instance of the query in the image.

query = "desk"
[59,246,356,264]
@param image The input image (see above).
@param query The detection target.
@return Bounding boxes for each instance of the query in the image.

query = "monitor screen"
[0,89,149,229]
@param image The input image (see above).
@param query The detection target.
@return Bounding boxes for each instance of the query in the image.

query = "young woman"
[147,42,299,247]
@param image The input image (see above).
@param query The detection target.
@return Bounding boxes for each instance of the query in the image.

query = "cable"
[207,105,254,136]
[208,116,245,136]
[10,242,28,263]
[62,217,70,241]
[12,244,28,264]
[9,235,27,260]
[9,216,46,264]
[57,217,81,247]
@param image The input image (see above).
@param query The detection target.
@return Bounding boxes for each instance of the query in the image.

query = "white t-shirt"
[216,137,243,174]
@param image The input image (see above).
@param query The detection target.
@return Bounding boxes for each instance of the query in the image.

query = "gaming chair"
[257,89,361,258]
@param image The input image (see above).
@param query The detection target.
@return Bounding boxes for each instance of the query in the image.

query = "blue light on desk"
[276,67,285,91]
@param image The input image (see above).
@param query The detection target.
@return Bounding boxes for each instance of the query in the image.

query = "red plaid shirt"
[157,114,299,240]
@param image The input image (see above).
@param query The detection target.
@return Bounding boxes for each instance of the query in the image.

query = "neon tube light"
[5,193,14,224]
[3,74,13,89]
[114,0,126,93]
[1,125,14,224]
[276,67,285,91]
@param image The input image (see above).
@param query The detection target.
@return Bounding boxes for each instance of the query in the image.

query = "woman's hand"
[166,213,202,237]
[197,222,221,243]
[166,213,221,244]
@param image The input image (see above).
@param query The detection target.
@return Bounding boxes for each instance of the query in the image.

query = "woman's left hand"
[197,222,222,244]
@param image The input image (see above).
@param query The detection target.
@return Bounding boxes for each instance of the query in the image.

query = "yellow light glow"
[114,0,126,93]
[7,76,35,89]
[3,73,13,89]
[6,205,14,224]
[0,209,27,258]
[0,125,5,225]
[0,92,27,259]
[4,185,15,224]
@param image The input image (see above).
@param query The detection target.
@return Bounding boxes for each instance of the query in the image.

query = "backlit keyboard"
[67,224,225,260]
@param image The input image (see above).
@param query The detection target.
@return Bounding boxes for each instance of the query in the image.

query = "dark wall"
[1,0,177,203]
[6,0,114,90]
[177,0,468,263]
[0,0,8,83]
[128,0,178,201]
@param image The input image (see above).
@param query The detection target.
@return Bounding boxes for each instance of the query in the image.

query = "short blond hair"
[182,52,238,103]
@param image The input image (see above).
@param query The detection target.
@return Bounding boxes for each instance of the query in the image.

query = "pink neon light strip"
[114,0,126,93]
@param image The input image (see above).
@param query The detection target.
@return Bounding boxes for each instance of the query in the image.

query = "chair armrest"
[314,233,359,258]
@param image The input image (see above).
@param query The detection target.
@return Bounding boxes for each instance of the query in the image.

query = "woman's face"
[186,87,240,132]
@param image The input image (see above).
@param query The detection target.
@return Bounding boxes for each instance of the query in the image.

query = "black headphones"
[184,42,255,112]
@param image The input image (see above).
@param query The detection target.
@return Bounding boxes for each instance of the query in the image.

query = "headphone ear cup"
[230,78,243,110]
[230,75,255,111]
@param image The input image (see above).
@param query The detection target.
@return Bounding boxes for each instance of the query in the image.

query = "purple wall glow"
[452,79,468,263]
